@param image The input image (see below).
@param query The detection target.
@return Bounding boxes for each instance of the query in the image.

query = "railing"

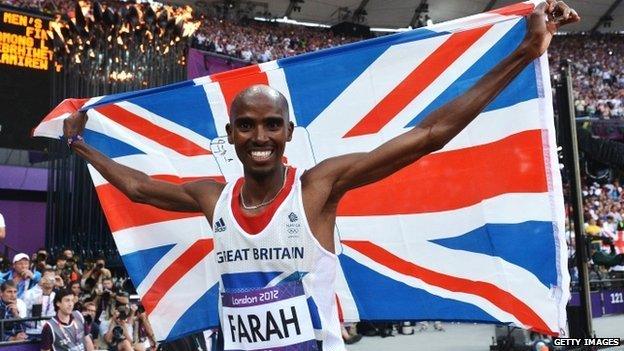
[0,316,50,345]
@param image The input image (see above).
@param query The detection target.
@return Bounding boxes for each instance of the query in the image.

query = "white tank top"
[212,167,344,350]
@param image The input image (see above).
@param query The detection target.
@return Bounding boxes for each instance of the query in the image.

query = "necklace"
[240,167,288,210]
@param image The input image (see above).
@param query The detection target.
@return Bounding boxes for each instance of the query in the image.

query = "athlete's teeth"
[251,151,271,158]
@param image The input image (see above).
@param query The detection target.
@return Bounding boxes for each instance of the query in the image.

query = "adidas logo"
[288,212,298,223]
[214,217,226,232]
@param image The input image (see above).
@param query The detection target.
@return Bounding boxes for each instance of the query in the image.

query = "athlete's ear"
[287,121,294,142]
[225,123,233,144]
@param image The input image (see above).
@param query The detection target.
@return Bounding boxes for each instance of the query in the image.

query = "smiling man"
[63,2,579,350]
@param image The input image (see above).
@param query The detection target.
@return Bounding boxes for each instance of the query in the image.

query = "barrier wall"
[569,287,624,317]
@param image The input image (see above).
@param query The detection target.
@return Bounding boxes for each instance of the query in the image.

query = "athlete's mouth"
[249,150,273,161]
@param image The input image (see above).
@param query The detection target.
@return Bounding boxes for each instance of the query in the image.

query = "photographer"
[104,305,134,351]
[41,290,94,351]
[1,253,41,299]
[95,278,129,345]
[55,256,80,286]
[131,304,156,351]
[70,281,84,311]
[81,302,98,341]
[31,249,50,274]
[81,257,111,291]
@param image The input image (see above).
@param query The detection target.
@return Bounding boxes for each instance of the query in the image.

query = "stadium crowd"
[0,0,623,346]
[566,179,624,288]
[0,249,156,350]
[549,34,624,120]
[1,0,621,119]
[191,16,362,63]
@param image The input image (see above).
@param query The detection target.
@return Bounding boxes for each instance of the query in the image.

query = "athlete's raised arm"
[307,0,579,203]
[63,112,217,213]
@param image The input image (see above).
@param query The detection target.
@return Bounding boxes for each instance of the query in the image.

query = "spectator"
[0,280,27,342]
[23,269,56,338]
[1,253,41,299]
[41,290,95,351]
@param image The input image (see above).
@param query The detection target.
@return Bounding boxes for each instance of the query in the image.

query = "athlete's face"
[226,93,293,177]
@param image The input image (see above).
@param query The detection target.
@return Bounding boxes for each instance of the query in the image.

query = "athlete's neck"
[241,165,287,207]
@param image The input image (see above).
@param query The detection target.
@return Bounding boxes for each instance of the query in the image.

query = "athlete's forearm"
[417,44,534,150]
[71,140,201,212]
[71,141,151,202]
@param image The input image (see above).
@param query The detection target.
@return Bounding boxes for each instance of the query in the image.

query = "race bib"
[221,281,318,351]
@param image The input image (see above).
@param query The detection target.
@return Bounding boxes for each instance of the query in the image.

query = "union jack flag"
[34,0,569,341]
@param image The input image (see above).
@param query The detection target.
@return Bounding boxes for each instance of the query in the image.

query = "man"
[103,305,134,351]
[55,256,80,285]
[1,253,42,299]
[0,281,27,341]
[32,248,50,273]
[81,302,98,341]
[94,277,129,343]
[23,269,57,338]
[40,290,94,351]
[63,2,578,350]
[80,256,111,291]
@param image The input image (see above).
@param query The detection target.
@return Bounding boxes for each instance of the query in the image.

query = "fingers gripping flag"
[35,0,569,341]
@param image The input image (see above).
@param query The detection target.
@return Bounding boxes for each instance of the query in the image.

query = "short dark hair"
[1,280,16,292]
[53,290,73,311]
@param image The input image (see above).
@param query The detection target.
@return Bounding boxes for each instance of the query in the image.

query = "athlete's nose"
[254,126,270,144]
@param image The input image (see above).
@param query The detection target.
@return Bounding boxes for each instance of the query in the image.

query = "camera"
[117,306,129,321]
[95,262,104,270]
[112,326,126,343]
[84,314,93,325]
[136,304,145,314]
[102,290,111,300]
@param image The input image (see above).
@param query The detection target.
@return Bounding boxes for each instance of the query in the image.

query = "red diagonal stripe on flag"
[343,25,492,138]
[41,98,89,122]
[211,64,269,112]
[97,175,224,232]
[342,240,554,335]
[95,104,212,156]
[143,238,214,315]
[338,130,547,216]
[489,2,534,16]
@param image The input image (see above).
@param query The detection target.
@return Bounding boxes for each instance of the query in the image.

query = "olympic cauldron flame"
[48,1,199,86]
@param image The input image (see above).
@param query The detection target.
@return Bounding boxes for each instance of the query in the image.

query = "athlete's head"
[226,84,293,177]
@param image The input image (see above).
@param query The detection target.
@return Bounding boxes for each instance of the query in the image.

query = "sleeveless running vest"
[45,311,86,351]
[212,167,345,351]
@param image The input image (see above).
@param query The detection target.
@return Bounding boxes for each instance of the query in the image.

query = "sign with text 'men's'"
[0,7,53,71]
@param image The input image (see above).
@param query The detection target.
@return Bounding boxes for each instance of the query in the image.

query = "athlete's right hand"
[63,111,88,141]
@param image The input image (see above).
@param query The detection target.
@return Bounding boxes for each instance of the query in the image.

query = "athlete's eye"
[266,118,283,131]
[237,120,253,131]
